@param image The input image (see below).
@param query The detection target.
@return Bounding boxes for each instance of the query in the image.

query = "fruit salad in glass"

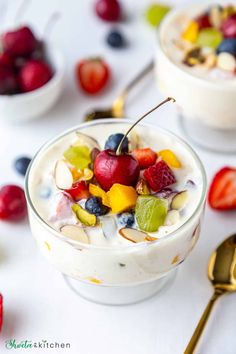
[26,120,206,304]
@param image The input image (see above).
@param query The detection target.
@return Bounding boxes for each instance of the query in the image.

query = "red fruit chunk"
[221,14,236,38]
[144,160,176,192]
[208,167,236,210]
[2,26,37,56]
[95,0,121,22]
[0,185,27,221]
[66,181,90,201]
[94,149,140,191]
[132,148,157,169]
[0,67,18,94]
[0,53,14,69]
[19,59,53,92]
[0,294,2,332]
[76,58,110,94]
[195,13,211,30]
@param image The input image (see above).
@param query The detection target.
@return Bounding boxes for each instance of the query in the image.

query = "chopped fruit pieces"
[72,203,97,226]
[171,191,189,210]
[105,133,129,153]
[0,185,27,221]
[0,294,3,332]
[182,21,199,43]
[208,167,236,210]
[89,183,110,207]
[19,59,53,92]
[144,160,176,192]
[107,184,137,213]
[195,13,211,30]
[81,168,94,181]
[76,58,110,94]
[217,38,236,56]
[221,14,236,38]
[217,52,236,71]
[136,178,150,195]
[117,212,135,227]
[69,166,83,181]
[145,3,170,27]
[94,149,140,191]
[135,196,168,232]
[119,227,156,243]
[60,225,89,243]
[54,160,73,190]
[63,145,91,170]
[197,28,223,49]
[132,148,157,169]
[88,277,102,284]
[85,197,109,216]
[66,181,90,201]
[158,149,182,168]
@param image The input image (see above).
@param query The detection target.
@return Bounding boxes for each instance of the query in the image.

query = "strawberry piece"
[2,26,37,57]
[208,167,236,210]
[132,148,157,169]
[0,53,14,69]
[0,66,18,94]
[195,13,211,30]
[0,294,3,332]
[76,58,110,94]
[19,59,53,92]
[144,160,176,192]
[66,181,90,201]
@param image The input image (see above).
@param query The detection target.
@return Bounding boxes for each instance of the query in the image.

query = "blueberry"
[105,133,129,152]
[117,212,135,227]
[85,197,109,216]
[14,156,31,176]
[106,30,125,48]
[217,38,236,56]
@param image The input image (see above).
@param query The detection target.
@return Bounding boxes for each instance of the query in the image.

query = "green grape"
[135,196,168,232]
[63,145,91,170]
[145,4,170,27]
[196,28,223,49]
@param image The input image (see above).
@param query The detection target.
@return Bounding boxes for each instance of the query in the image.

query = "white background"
[0,0,236,353]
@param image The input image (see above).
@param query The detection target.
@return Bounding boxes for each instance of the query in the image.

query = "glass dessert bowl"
[25,119,206,305]
[156,2,236,152]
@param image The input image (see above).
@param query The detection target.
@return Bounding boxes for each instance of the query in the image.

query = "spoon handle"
[184,289,225,354]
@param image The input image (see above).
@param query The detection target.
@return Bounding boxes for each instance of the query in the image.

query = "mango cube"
[89,183,110,207]
[182,21,199,43]
[107,184,138,213]
[158,149,182,168]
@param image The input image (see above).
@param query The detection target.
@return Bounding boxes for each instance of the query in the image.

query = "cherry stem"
[43,11,61,39]
[116,97,176,155]
[14,0,30,24]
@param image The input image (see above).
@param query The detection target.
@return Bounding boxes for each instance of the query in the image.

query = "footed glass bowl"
[25,119,207,305]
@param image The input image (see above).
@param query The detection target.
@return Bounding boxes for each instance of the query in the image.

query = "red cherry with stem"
[95,0,121,22]
[0,185,27,221]
[2,26,37,57]
[94,97,175,191]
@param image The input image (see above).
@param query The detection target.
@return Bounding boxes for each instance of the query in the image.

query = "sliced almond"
[171,191,189,210]
[75,131,100,149]
[54,160,73,190]
[119,228,157,243]
[60,225,89,243]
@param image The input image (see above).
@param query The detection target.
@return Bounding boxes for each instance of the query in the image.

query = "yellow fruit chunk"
[158,149,182,168]
[89,183,110,207]
[69,166,83,181]
[107,184,138,213]
[88,277,102,284]
[182,21,199,43]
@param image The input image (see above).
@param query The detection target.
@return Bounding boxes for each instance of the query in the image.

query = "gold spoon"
[184,234,236,354]
[84,60,154,121]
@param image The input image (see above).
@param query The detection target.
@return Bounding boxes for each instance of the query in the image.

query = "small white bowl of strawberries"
[0,25,64,122]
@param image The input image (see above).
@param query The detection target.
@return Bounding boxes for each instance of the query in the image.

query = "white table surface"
[1,0,236,353]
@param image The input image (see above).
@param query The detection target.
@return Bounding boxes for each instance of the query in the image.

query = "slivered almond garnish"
[54,160,73,190]
[119,228,157,243]
[60,225,89,243]
[171,190,189,210]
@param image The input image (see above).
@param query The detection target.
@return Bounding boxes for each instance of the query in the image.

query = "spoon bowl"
[185,234,236,354]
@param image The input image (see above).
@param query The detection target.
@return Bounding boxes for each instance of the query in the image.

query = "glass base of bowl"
[62,270,177,306]
[179,114,236,154]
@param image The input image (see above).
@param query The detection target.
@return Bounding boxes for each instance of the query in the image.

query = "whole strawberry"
[144,160,176,192]
[19,59,53,92]
[2,26,37,57]
[0,66,18,94]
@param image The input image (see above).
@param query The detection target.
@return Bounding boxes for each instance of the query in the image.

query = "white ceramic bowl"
[156,2,236,130]
[0,45,64,123]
